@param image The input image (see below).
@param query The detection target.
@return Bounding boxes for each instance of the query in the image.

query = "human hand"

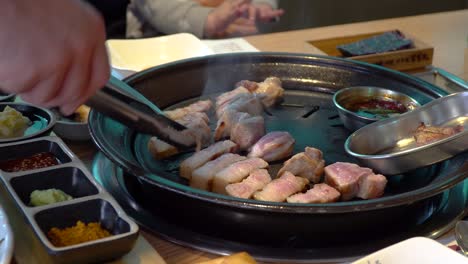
[217,17,258,38]
[0,0,110,115]
[247,3,284,23]
[204,0,251,38]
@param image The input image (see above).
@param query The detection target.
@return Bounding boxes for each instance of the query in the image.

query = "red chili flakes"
[0,152,59,172]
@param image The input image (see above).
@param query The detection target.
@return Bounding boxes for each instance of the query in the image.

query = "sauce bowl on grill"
[333,86,420,131]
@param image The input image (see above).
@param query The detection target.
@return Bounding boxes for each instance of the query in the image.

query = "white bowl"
[353,237,466,264]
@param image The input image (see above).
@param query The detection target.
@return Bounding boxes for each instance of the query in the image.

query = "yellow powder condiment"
[47,221,112,247]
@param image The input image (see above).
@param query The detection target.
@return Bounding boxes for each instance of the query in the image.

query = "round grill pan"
[89,53,468,257]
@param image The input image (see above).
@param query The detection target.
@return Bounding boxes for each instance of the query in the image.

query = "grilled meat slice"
[226,169,272,199]
[235,80,259,92]
[287,183,340,203]
[180,140,237,179]
[190,153,246,191]
[212,157,268,194]
[414,122,464,146]
[230,115,265,151]
[216,93,264,119]
[175,113,212,149]
[253,171,309,202]
[324,162,373,201]
[214,110,249,141]
[147,137,179,160]
[356,173,387,199]
[248,131,295,162]
[148,112,211,159]
[215,86,250,110]
[164,99,212,120]
[277,147,325,183]
[235,77,284,107]
[254,77,284,107]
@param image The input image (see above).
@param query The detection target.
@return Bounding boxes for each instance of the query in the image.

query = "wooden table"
[45,9,468,264]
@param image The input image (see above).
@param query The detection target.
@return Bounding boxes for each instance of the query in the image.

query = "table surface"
[17,9,468,264]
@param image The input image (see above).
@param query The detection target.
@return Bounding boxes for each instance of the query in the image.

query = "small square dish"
[33,199,138,264]
[0,137,73,173]
[106,33,213,72]
[352,237,467,264]
[0,136,139,263]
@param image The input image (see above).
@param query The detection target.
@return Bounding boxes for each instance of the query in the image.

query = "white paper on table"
[107,235,167,264]
[202,37,259,54]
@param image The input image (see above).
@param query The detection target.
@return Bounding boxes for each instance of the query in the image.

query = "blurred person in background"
[126,0,284,39]
[0,0,109,115]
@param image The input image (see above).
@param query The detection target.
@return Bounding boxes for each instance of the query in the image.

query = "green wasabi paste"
[30,188,73,206]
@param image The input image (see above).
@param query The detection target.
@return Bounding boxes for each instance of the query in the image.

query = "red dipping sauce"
[0,152,59,172]
[348,98,408,113]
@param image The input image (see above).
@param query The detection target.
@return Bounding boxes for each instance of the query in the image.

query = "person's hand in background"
[212,1,284,38]
[0,0,110,115]
[248,2,284,23]
[204,0,251,38]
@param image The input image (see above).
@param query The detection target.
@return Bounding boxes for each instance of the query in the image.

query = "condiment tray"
[0,136,139,263]
[345,91,468,175]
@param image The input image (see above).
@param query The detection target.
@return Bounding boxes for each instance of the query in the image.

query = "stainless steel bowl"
[52,106,91,141]
[345,91,468,175]
[333,86,420,131]
[53,120,90,141]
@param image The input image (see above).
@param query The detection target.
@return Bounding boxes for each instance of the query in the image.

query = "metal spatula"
[86,76,196,149]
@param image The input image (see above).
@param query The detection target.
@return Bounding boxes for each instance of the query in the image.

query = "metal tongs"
[86,76,196,150]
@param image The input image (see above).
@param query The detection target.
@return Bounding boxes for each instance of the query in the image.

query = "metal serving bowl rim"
[332,86,421,123]
[344,91,468,160]
[89,52,466,214]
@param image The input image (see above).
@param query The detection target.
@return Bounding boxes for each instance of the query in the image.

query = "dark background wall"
[260,0,468,33]
[86,0,468,39]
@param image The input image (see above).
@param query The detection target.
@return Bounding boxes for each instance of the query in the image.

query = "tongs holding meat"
[86,76,197,150]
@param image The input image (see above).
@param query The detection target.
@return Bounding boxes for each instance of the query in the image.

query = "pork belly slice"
[230,115,265,151]
[164,99,213,120]
[414,122,464,146]
[305,146,323,160]
[248,131,295,162]
[235,80,259,92]
[287,183,340,203]
[147,137,179,160]
[190,153,246,191]
[277,147,325,183]
[148,112,211,159]
[216,93,264,118]
[324,162,373,201]
[214,110,249,141]
[254,77,285,107]
[253,171,309,202]
[226,169,272,199]
[356,173,387,199]
[212,157,268,194]
[215,86,250,110]
[176,114,212,149]
[174,111,210,124]
[180,140,237,180]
